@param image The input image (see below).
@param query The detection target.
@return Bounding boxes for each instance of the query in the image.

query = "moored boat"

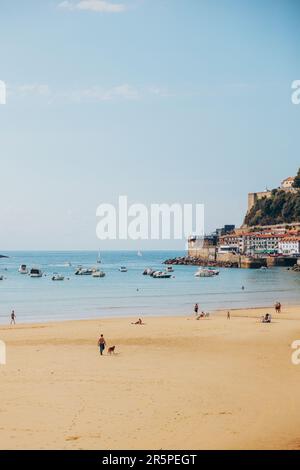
[30,268,43,278]
[143,267,154,275]
[19,264,28,274]
[166,266,174,273]
[52,273,64,281]
[152,271,172,279]
[75,267,93,275]
[194,268,217,278]
[92,270,106,278]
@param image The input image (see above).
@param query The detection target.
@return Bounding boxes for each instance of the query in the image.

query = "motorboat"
[19,264,28,274]
[52,273,64,281]
[166,266,174,273]
[75,267,93,275]
[152,271,172,279]
[30,268,43,278]
[119,266,127,272]
[143,267,154,276]
[92,270,106,278]
[207,268,219,275]
[194,268,217,278]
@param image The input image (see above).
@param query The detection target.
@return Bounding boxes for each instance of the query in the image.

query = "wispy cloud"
[9,83,140,103]
[58,0,127,13]
[15,84,50,96]
[8,83,175,104]
[63,83,141,102]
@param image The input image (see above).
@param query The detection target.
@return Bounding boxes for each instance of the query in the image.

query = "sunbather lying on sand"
[131,318,145,325]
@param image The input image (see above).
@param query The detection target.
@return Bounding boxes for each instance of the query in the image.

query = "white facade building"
[278,238,300,255]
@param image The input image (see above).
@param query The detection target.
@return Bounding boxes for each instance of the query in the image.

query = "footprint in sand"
[65,435,80,441]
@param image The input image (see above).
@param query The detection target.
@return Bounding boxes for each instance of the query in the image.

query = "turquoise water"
[0,251,299,323]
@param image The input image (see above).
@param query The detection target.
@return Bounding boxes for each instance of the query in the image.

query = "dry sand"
[1,305,300,450]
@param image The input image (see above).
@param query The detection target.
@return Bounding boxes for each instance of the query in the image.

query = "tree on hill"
[244,189,300,226]
[293,167,300,188]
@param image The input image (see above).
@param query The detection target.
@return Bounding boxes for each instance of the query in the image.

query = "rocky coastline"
[290,263,300,272]
[163,256,239,268]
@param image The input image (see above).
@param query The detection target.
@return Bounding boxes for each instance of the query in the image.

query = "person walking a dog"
[98,334,106,356]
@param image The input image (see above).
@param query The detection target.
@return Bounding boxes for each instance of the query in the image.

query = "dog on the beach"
[108,346,115,355]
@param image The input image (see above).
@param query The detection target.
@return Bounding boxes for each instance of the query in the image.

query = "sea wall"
[188,246,216,261]
[266,257,297,267]
[240,257,266,269]
[188,245,240,265]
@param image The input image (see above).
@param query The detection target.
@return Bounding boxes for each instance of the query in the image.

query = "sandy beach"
[1,305,300,450]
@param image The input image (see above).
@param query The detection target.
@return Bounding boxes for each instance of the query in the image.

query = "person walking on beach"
[227,311,231,320]
[194,303,199,316]
[98,334,106,356]
[275,302,281,313]
[10,310,16,325]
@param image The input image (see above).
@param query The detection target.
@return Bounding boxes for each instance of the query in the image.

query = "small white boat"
[30,268,43,278]
[75,267,93,275]
[92,270,106,278]
[194,268,216,278]
[19,264,28,274]
[152,271,172,279]
[260,266,268,271]
[166,266,174,273]
[208,268,219,275]
[137,251,142,257]
[52,273,64,281]
[143,267,154,275]
[119,266,127,272]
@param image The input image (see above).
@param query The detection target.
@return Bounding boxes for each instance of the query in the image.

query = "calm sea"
[0,251,299,323]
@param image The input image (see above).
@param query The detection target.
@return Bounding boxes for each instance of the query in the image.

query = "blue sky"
[0,0,299,250]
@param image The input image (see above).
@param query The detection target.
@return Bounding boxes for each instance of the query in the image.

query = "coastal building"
[278,237,300,255]
[247,176,297,213]
[281,176,295,190]
[247,189,271,213]
[219,233,244,253]
[243,233,284,255]
[220,230,300,256]
[187,235,217,260]
[215,225,235,237]
[187,171,300,263]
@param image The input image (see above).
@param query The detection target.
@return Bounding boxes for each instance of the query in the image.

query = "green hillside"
[244,169,300,226]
